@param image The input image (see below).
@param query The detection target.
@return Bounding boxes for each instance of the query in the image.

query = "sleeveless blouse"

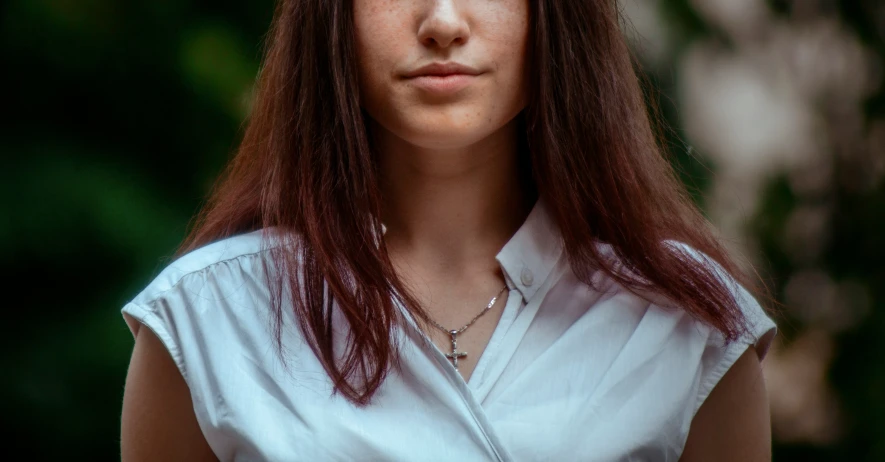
[121,200,777,461]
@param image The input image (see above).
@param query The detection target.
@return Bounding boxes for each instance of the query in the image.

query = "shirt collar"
[495,197,564,303]
[380,197,564,303]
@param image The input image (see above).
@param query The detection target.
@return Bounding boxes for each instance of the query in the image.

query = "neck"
[376,119,534,276]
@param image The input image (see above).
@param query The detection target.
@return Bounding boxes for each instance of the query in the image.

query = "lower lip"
[406,74,478,94]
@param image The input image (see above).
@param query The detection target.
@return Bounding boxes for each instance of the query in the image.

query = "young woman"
[120,0,777,460]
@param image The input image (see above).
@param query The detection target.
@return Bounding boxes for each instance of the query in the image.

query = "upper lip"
[403,62,482,78]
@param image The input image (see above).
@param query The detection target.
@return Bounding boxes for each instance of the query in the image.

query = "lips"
[402,62,482,78]
[402,62,483,95]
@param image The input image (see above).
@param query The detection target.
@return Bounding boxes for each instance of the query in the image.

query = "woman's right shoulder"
[120,228,287,462]
[129,228,286,307]
[119,228,330,460]
[120,227,303,381]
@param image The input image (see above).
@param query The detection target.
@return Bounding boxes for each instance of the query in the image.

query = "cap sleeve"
[666,242,778,417]
[694,282,776,411]
[122,299,189,383]
[122,260,251,458]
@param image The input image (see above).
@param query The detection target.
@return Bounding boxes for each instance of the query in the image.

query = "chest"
[421,289,510,384]
[198,282,707,461]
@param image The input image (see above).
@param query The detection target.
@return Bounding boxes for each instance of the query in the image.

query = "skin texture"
[121,326,217,461]
[120,1,772,458]
[681,347,772,461]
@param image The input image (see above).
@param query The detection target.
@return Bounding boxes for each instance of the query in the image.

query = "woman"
[120,0,777,460]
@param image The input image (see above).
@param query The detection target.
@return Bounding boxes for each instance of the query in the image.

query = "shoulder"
[599,239,777,349]
[120,227,292,381]
[547,241,775,458]
[119,227,295,399]
[589,239,777,406]
[659,240,777,353]
[651,241,777,420]
[120,228,290,461]
[128,228,282,307]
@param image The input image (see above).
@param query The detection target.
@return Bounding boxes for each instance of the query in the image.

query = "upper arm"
[121,326,218,462]
[680,346,772,462]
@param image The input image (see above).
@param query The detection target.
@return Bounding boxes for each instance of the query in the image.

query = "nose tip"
[417,3,470,49]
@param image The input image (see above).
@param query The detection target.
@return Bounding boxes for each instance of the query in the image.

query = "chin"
[393,105,508,149]
[365,98,522,151]
[400,124,495,150]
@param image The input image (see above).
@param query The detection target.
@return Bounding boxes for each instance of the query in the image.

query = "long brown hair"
[178,0,762,406]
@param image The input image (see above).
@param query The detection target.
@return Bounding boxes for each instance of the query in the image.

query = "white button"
[520,267,534,286]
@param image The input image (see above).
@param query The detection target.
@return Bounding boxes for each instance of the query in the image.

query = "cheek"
[353,3,408,88]
[485,6,531,108]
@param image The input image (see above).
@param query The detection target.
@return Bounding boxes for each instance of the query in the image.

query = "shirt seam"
[140,245,281,306]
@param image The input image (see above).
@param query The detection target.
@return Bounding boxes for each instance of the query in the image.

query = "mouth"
[402,62,483,79]
[402,62,484,95]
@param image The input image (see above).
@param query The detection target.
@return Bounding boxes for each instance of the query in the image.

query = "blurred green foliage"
[1,0,882,460]
[2,0,273,457]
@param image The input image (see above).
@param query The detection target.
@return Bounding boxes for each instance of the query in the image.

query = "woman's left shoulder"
[656,240,778,416]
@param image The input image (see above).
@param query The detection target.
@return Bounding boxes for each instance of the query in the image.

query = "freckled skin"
[354,0,530,150]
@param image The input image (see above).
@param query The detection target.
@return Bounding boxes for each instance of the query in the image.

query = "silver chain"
[426,285,509,336]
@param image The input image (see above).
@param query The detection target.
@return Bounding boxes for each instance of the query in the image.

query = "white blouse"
[122,199,776,461]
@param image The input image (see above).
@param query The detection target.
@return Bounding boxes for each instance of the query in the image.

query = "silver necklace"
[427,285,508,371]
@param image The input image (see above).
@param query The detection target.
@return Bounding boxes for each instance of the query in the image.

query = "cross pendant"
[445,330,468,370]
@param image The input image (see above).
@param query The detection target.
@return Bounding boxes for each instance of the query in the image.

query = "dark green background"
[2,0,882,460]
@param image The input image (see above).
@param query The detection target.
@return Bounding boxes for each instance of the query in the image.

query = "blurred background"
[1,0,881,459]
